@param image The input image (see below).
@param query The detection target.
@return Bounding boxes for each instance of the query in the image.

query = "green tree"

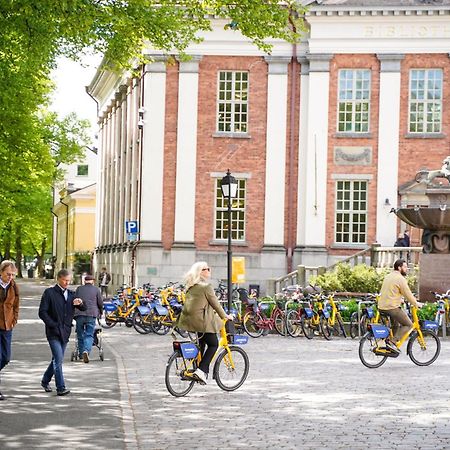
[0,0,307,270]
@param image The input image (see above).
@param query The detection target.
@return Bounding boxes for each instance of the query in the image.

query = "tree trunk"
[3,223,12,260]
[36,237,47,278]
[15,224,23,277]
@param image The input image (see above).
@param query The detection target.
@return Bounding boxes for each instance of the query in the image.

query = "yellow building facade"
[52,184,96,278]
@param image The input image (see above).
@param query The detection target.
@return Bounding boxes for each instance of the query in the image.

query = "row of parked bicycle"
[99,281,450,340]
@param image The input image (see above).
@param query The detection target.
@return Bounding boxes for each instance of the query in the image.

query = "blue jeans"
[0,329,12,373]
[42,339,67,392]
[75,316,96,355]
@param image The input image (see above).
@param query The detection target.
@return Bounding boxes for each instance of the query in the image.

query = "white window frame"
[408,69,443,134]
[214,178,246,242]
[335,179,368,245]
[216,71,249,133]
[337,69,371,133]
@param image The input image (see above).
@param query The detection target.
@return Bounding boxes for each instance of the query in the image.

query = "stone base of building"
[418,253,450,302]
[94,243,289,296]
[293,245,329,267]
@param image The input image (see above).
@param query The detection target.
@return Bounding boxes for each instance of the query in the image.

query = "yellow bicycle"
[165,320,250,397]
[359,305,440,368]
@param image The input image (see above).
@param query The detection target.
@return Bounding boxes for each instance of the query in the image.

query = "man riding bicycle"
[378,259,423,353]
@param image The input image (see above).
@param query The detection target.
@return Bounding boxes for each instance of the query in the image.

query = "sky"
[50,54,102,141]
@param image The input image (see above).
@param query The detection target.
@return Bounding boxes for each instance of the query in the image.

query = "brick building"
[87,0,450,292]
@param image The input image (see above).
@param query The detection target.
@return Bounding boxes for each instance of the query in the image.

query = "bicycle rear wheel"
[213,346,249,391]
[286,310,302,337]
[358,333,388,368]
[320,316,332,340]
[407,330,441,366]
[165,351,196,397]
[243,311,264,338]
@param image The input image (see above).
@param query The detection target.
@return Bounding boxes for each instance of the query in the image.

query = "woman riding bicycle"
[177,261,233,384]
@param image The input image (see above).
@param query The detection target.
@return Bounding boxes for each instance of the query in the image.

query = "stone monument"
[395,157,450,301]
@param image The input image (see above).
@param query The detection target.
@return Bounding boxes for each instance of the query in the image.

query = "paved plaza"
[1,280,450,449]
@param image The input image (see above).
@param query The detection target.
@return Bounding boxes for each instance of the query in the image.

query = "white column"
[263,56,290,247]
[376,54,404,245]
[296,57,310,246]
[140,57,167,242]
[173,56,202,244]
[300,54,332,248]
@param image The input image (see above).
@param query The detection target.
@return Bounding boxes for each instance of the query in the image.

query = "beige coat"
[177,283,227,333]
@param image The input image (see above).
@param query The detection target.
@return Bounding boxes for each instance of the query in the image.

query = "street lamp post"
[220,169,238,313]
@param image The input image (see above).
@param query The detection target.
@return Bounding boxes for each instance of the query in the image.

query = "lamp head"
[220,170,238,198]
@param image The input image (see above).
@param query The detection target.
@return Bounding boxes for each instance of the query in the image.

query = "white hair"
[183,261,209,290]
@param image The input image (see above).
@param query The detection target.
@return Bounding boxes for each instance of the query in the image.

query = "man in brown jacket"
[378,259,423,352]
[0,260,19,400]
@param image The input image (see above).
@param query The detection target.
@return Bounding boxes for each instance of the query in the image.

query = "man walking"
[74,274,103,363]
[0,261,19,401]
[38,269,85,396]
[98,267,111,298]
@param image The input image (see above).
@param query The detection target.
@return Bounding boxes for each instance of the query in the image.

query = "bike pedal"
[374,347,400,358]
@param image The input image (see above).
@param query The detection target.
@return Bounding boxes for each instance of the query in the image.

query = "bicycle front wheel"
[407,330,441,366]
[331,314,347,338]
[213,346,249,391]
[301,316,314,339]
[273,309,286,336]
[165,351,196,397]
[320,316,332,340]
[132,312,152,334]
[349,312,359,339]
[286,310,302,337]
[358,333,388,369]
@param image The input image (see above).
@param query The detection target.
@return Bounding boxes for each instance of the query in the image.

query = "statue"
[415,156,450,185]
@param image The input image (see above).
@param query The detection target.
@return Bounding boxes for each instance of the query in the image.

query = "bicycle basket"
[421,320,439,332]
[180,342,199,359]
[303,308,314,318]
[231,334,248,345]
[103,303,117,312]
[154,304,169,315]
[137,305,151,315]
[370,324,389,339]
[367,307,374,318]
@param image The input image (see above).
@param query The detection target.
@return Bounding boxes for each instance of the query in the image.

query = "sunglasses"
[202,267,211,272]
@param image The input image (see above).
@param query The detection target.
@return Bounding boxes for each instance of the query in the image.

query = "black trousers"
[198,332,218,374]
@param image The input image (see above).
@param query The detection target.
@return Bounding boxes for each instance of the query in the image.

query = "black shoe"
[0,392,5,400]
[56,389,70,396]
[41,381,52,393]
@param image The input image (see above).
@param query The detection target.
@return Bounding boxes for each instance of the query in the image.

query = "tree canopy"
[0,0,306,268]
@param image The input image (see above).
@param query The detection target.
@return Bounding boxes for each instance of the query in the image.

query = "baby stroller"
[71,325,104,361]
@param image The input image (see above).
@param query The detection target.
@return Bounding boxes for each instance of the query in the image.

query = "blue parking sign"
[125,220,139,234]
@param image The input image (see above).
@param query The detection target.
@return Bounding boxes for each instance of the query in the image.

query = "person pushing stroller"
[74,275,103,363]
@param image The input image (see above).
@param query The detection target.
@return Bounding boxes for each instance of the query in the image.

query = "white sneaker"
[193,368,207,384]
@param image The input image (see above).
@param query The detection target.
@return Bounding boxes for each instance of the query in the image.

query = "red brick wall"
[161,64,179,250]
[326,54,380,256]
[398,54,450,185]
[194,56,269,253]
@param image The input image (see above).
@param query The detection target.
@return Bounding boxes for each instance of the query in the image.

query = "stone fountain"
[394,157,450,301]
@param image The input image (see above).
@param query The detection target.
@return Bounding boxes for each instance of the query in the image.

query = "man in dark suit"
[38,269,86,396]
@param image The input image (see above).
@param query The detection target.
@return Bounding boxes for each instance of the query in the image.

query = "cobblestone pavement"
[2,280,450,449]
[0,280,124,449]
[104,323,450,450]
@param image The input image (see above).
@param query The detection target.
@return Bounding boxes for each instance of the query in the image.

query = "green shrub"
[417,302,437,321]
[311,263,418,295]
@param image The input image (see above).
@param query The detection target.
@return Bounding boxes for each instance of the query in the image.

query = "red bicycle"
[243,299,286,338]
